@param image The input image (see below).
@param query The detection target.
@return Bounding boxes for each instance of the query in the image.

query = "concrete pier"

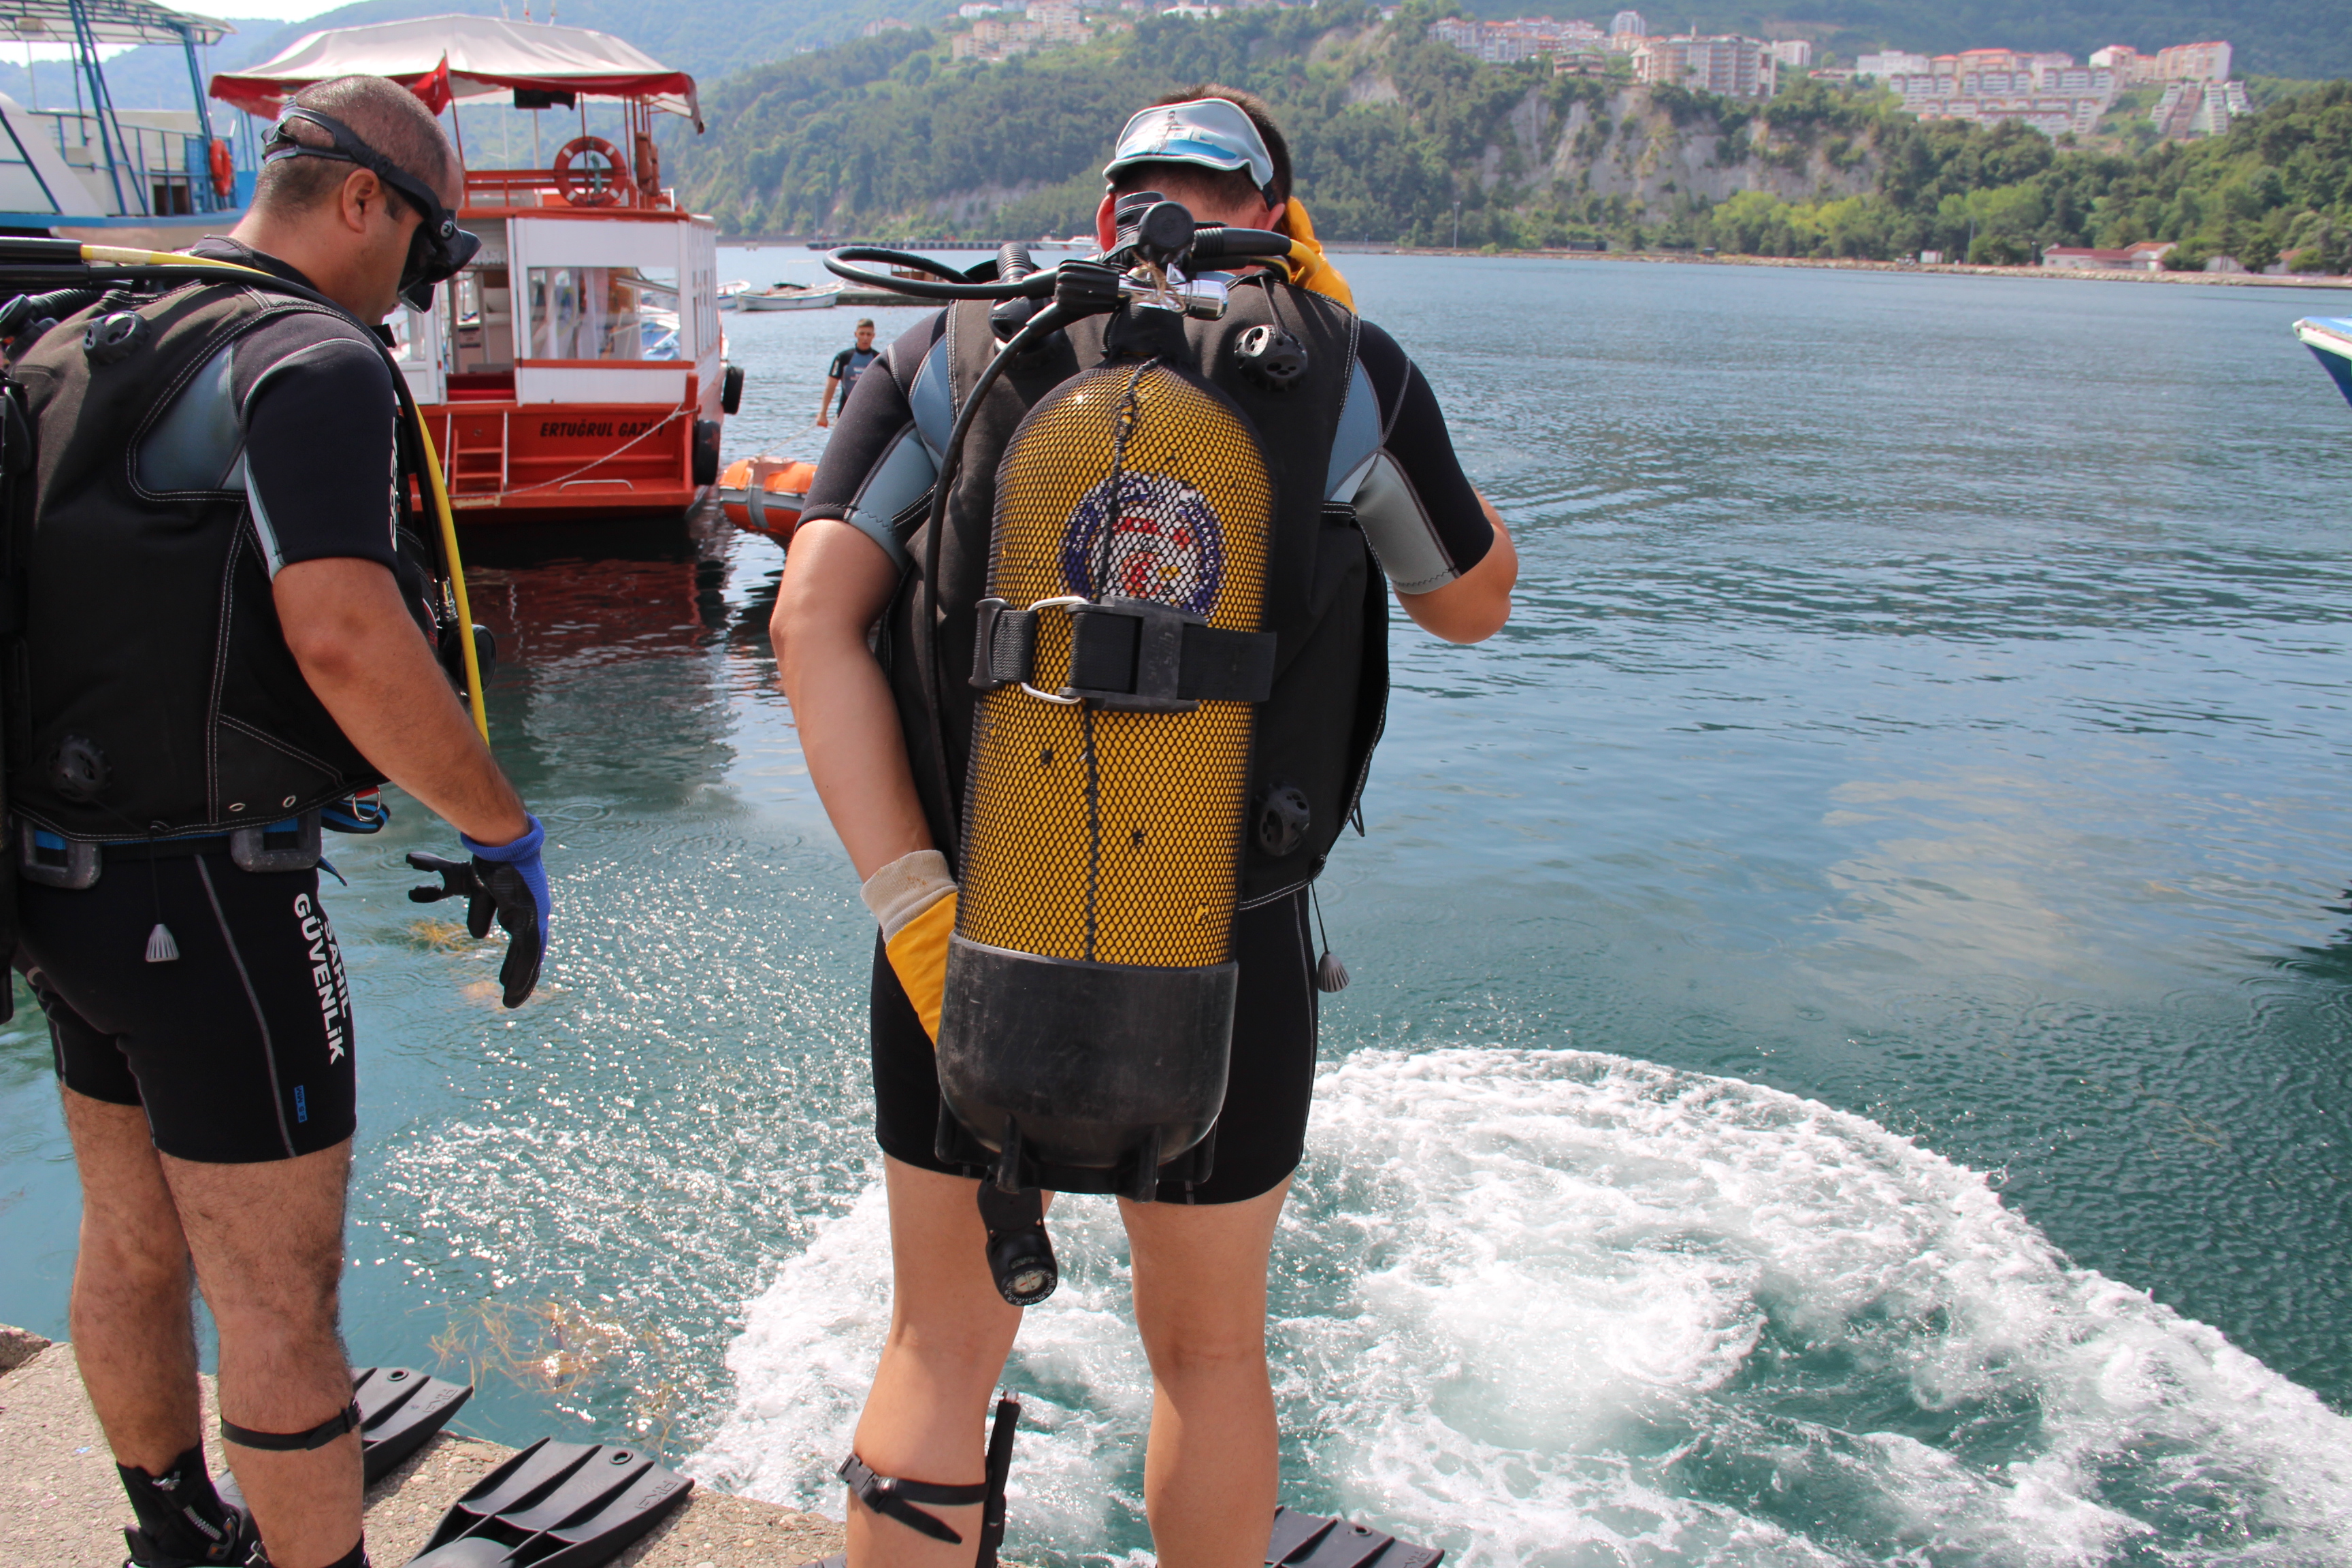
[0,1327,845,1567]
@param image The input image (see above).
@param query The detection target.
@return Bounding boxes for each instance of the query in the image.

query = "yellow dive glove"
[862,849,957,1043]
[1280,199,1356,312]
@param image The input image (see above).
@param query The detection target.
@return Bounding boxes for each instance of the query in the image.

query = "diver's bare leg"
[165,1141,361,1568]
[851,1156,1027,1567]
[1123,1179,1289,1568]
[61,1088,205,1473]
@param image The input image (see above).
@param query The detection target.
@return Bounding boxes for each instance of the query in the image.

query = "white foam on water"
[691,1048,2352,1565]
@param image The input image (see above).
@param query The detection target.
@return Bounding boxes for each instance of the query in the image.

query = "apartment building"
[1428,16,1603,65]
[950,1,1088,61]
[1634,34,1777,98]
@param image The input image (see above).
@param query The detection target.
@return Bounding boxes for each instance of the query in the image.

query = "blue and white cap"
[1104,97,1279,203]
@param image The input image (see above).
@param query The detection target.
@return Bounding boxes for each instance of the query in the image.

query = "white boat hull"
[740,287,838,311]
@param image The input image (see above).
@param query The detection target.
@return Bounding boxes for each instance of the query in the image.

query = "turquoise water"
[3,253,2351,1564]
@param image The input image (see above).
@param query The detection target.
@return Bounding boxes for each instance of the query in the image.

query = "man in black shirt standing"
[815,316,878,428]
[11,76,546,1568]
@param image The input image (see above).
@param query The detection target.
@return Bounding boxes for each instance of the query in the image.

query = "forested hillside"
[664,3,2351,270]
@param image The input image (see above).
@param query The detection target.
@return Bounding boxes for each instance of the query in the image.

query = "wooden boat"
[2294,317,2352,408]
[716,279,753,311]
[739,282,840,311]
[212,16,734,519]
[715,457,814,542]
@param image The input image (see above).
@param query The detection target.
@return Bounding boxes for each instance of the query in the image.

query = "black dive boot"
[118,1446,255,1567]
[811,1392,1020,1568]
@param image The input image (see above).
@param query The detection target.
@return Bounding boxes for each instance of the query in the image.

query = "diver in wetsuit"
[772,86,1514,1565]
[817,317,879,428]
[9,76,547,1568]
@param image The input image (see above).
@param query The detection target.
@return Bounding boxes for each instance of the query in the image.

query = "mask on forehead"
[263,105,483,312]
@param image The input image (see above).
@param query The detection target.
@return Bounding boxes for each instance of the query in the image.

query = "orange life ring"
[552,135,626,208]
[208,138,233,199]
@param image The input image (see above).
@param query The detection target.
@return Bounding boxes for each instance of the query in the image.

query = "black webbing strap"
[970,595,1275,710]
[221,1400,361,1452]
[838,1452,990,1545]
[975,1392,1021,1568]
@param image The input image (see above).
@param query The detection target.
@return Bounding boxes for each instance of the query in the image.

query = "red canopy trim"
[212,69,700,126]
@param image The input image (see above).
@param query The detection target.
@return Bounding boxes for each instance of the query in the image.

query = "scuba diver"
[6,76,547,1568]
[772,87,1514,1566]
[816,317,880,428]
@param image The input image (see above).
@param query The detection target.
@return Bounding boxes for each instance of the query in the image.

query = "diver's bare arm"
[772,519,934,879]
[274,557,531,845]
[1396,493,1516,644]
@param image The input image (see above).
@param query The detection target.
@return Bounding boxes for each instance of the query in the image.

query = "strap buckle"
[228,809,322,873]
[970,595,1275,715]
[17,824,99,889]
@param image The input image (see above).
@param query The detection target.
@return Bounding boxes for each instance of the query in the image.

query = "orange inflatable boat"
[716,457,816,542]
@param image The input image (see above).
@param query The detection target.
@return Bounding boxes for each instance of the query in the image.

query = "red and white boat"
[212,16,737,519]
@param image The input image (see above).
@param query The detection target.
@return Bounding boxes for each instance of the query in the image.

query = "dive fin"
[1267,1507,1443,1567]
[407,1438,693,1567]
[357,1366,475,1485]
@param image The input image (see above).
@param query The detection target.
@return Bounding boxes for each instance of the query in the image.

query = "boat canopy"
[0,0,230,48]
[210,14,701,130]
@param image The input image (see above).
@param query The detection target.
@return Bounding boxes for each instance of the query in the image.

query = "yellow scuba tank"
[940,355,1278,1196]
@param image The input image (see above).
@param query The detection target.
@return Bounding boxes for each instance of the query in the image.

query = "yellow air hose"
[78,244,490,740]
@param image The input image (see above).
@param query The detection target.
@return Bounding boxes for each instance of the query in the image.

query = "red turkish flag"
[406,55,453,116]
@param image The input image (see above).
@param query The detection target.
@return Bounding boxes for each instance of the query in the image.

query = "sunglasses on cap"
[263,105,482,312]
[1103,97,1281,208]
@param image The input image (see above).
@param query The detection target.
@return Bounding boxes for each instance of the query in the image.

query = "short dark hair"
[1106,84,1292,212]
[255,75,458,218]
[855,317,875,329]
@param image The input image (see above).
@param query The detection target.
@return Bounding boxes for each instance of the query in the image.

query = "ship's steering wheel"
[553,135,627,207]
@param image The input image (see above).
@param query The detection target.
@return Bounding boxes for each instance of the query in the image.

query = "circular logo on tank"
[1060,471,1225,616]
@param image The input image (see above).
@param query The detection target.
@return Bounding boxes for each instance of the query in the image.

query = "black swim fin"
[1267,1507,1444,1567]
[406,1438,693,1567]
[356,1366,475,1485]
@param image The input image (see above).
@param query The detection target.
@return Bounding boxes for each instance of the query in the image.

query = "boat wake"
[689,1047,2352,1565]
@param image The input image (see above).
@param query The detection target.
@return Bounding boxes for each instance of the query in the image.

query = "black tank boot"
[826,1392,1020,1568]
[117,1446,250,1567]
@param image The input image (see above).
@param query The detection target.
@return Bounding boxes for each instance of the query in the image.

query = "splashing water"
[689,1047,2352,1566]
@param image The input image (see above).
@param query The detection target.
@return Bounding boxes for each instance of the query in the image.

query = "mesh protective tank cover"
[956,360,1274,971]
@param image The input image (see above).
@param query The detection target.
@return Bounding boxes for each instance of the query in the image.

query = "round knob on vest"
[1234,324,1307,392]
[1253,781,1311,858]
[83,310,148,366]
[48,735,110,802]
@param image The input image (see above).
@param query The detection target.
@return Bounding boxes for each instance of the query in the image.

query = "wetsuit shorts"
[20,850,357,1163]
[871,889,1319,1205]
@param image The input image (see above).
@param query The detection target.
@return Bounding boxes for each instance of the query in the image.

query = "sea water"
[1,253,2348,1564]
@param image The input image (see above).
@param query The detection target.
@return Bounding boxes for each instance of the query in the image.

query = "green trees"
[665,11,2352,272]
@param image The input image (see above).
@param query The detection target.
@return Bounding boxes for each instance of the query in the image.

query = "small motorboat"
[715,279,753,312]
[715,456,815,542]
[2293,317,2352,408]
[739,282,840,312]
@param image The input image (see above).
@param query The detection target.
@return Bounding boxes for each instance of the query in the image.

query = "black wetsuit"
[827,344,878,413]
[811,299,1492,1203]
[22,238,402,1163]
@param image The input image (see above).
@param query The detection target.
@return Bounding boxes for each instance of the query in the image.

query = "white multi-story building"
[1769,39,1812,68]
[1634,33,1776,97]
[2153,40,2231,81]
[1855,50,1930,78]
[1611,10,1645,37]
[1429,16,1604,65]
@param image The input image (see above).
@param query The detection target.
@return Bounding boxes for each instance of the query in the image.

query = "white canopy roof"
[211,14,700,129]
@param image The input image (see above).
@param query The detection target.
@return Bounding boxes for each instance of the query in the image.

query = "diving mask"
[262,105,482,312]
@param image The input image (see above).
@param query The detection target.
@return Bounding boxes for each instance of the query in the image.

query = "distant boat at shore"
[740,282,841,312]
[2295,318,2352,408]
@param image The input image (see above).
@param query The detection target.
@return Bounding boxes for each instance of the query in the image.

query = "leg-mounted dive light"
[828,202,1301,1309]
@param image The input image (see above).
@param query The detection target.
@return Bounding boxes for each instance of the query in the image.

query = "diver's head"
[1099,85,1293,248]
[234,74,470,323]
[854,316,877,350]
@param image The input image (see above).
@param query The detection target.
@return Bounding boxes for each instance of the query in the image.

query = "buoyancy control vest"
[7,280,440,843]
[885,272,1388,1196]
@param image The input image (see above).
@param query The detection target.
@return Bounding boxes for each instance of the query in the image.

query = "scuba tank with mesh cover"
[827,199,1370,1292]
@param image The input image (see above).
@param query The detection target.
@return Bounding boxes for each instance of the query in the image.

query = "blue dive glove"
[408,815,548,1008]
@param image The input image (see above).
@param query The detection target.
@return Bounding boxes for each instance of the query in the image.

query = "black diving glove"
[408,816,547,1009]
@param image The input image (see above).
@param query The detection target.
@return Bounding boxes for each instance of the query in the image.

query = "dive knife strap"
[838,1453,990,1544]
[972,595,1276,710]
[221,1400,361,1452]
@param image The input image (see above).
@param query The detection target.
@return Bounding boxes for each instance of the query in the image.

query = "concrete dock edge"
[0,1327,845,1567]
